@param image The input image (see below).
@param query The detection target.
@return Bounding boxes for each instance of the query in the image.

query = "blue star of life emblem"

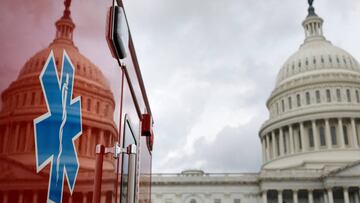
[34,50,82,203]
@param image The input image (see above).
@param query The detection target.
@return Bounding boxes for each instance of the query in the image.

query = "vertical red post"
[93,144,105,203]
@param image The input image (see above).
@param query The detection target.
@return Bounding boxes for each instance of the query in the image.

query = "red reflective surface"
[0,1,153,203]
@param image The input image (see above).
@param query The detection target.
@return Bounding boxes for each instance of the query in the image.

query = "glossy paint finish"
[0,1,153,203]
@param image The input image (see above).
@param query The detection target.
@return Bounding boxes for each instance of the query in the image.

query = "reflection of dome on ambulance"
[0,0,117,162]
[0,1,118,202]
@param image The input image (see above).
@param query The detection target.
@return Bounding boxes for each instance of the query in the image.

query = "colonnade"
[261,117,360,162]
[262,187,360,203]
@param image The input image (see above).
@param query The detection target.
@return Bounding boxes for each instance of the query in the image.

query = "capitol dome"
[259,3,360,170]
[276,39,360,88]
[275,9,360,89]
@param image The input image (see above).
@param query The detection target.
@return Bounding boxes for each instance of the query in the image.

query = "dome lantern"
[302,0,325,43]
[273,0,360,88]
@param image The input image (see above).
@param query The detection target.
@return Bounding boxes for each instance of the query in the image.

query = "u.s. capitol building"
[150,2,360,203]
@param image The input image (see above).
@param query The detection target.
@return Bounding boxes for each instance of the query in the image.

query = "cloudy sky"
[1,0,360,173]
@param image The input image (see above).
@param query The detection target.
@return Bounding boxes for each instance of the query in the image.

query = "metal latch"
[96,142,136,159]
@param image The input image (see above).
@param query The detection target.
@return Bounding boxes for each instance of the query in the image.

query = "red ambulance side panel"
[0,1,153,203]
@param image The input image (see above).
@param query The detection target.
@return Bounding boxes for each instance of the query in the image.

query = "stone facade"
[151,170,259,203]
[151,4,360,203]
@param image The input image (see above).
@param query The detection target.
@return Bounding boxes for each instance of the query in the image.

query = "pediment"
[325,160,360,178]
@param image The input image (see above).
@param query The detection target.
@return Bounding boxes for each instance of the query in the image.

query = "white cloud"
[123,0,360,173]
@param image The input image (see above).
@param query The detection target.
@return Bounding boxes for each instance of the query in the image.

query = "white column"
[300,122,306,152]
[320,25,323,35]
[289,125,294,154]
[279,128,284,156]
[319,192,324,203]
[278,190,283,203]
[293,190,298,203]
[175,193,183,203]
[266,134,271,160]
[325,119,332,149]
[355,187,360,203]
[224,193,231,203]
[308,190,314,203]
[311,23,315,35]
[285,131,290,154]
[312,120,319,150]
[294,129,299,152]
[351,118,359,148]
[323,190,328,203]
[272,131,277,158]
[262,191,268,203]
[205,193,211,203]
[339,118,346,148]
[327,188,334,203]
[262,137,266,163]
[344,187,350,203]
